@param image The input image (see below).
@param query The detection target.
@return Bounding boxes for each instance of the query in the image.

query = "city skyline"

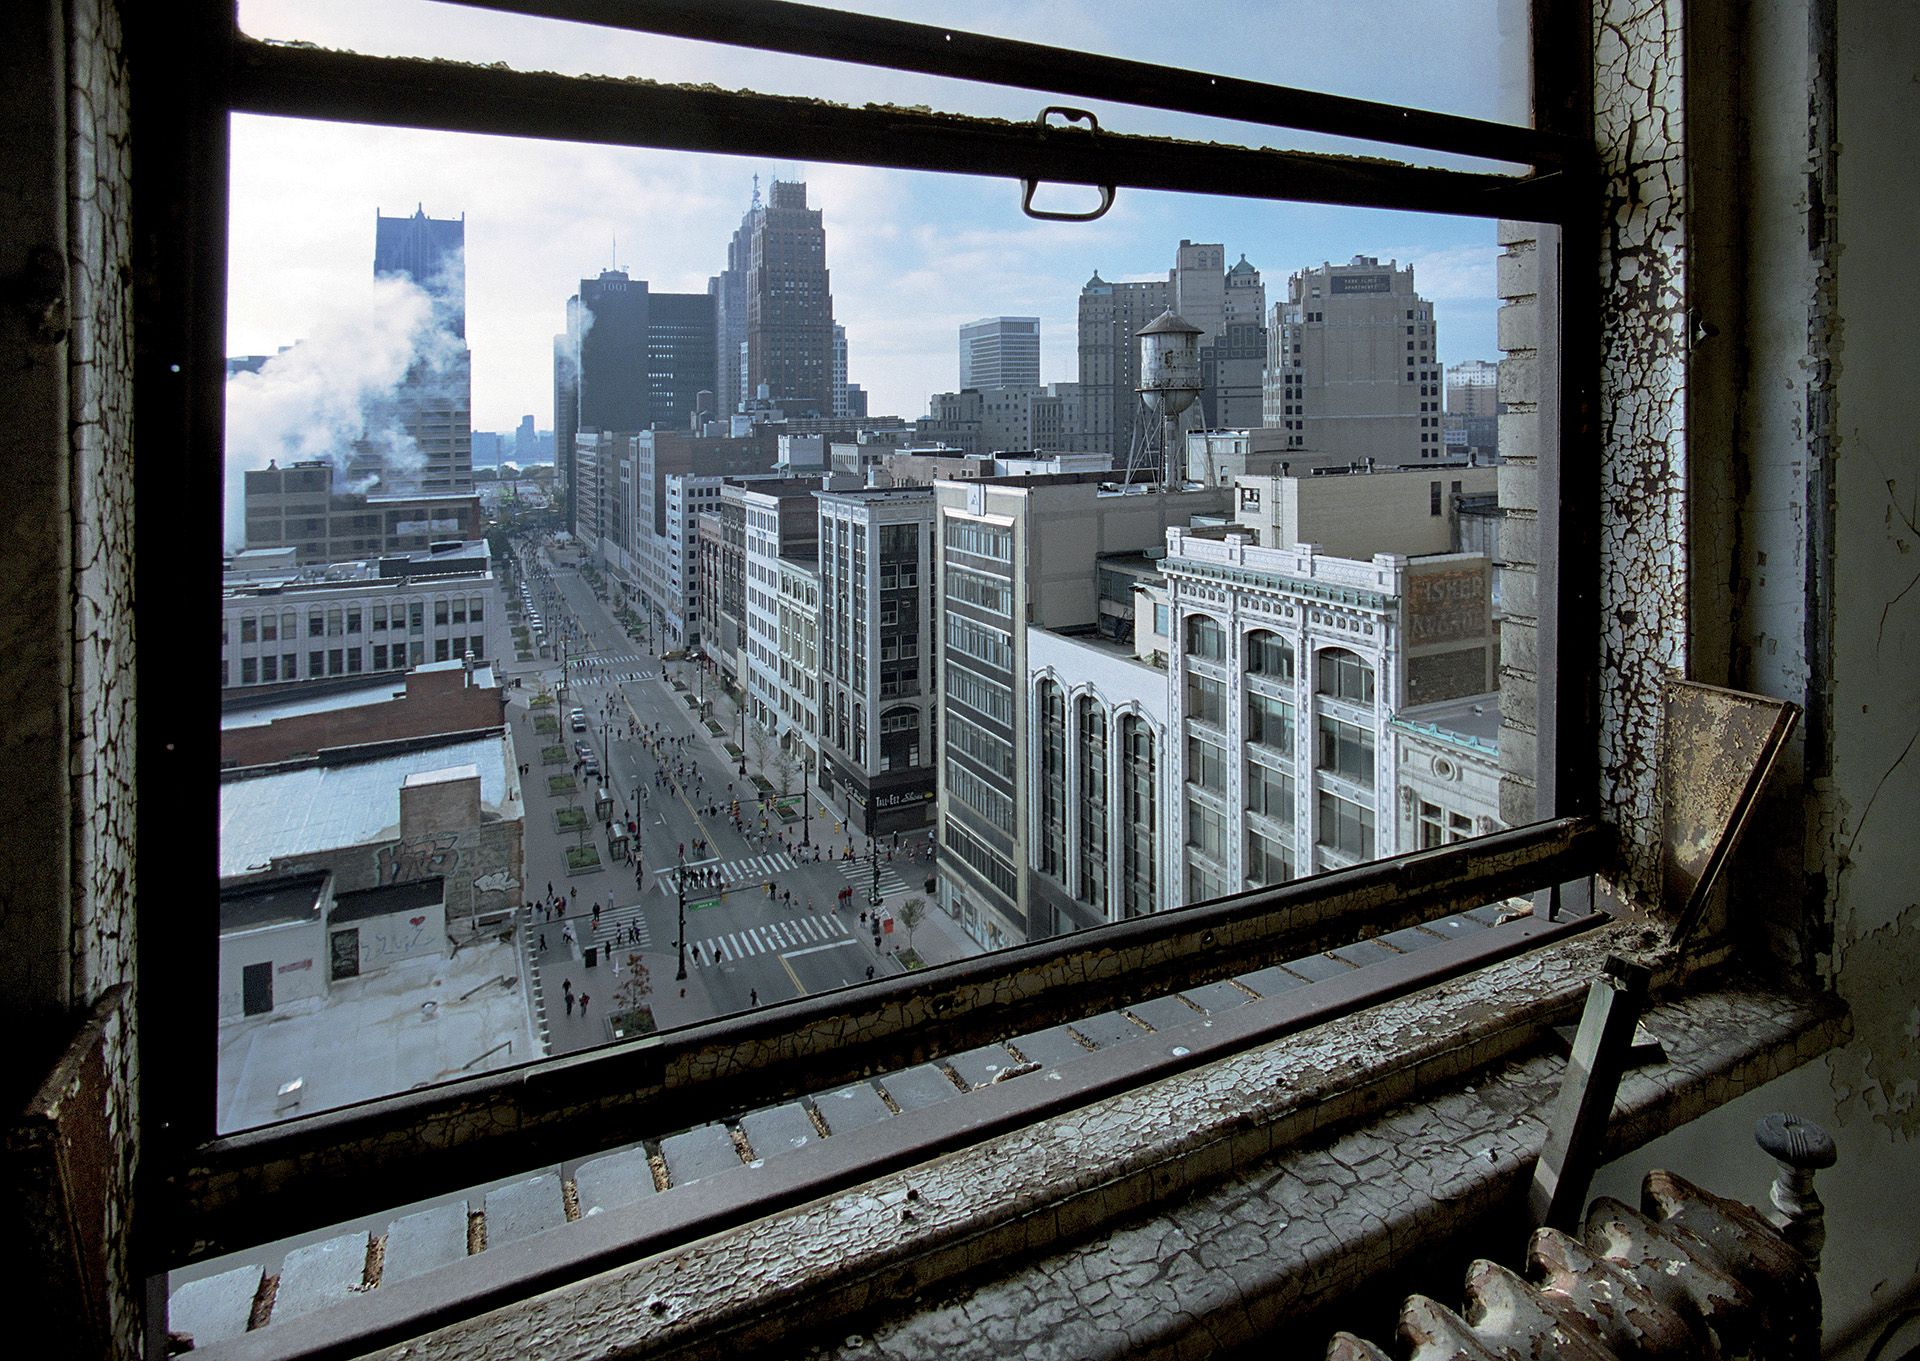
[226,0,1523,434]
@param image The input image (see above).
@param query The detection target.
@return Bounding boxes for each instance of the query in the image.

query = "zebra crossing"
[567,652,650,669]
[686,912,853,969]
[592,900,654,953]
[833,855,916,898]
[661,850,798,894]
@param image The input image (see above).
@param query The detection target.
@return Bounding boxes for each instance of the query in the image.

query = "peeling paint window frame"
[133,0,1603,1279]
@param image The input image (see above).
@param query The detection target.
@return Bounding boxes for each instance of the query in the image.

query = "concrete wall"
[1588,3,1920,1354]
[330,901,446,977]
[218,920,328,1020]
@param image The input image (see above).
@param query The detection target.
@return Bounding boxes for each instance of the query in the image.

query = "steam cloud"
[224,256,466,551]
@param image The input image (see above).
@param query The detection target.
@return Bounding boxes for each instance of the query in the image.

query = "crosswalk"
[833,856,917,898]
[592,900,654,953]
[660,851,798,894]
[686,912,853,969]
[566,653,650,670]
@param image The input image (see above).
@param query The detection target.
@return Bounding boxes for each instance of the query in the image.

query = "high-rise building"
[744,179,836,417]
[1077,244,1267,462]
[1263,255,1439,463]
[369,206,472,493]
[1444,359,1502,463]
[958,317,1041,390]
[555,270,718,530]
[831,323,850,418]
[817,487,938,834]
[932,474,1230,948]
[712,193,754,418]
[1077,272,1169,462]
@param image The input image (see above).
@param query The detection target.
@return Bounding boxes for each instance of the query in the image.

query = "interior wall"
[1591,1,1920,1352]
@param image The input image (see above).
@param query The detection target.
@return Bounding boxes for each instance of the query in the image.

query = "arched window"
[1076,697,1108,911]
[1037,680,1067,877]
[1315,647,1376,705]
[1120,715,1156,919]
[1246,629,1294,683]
[1184,613,1225,662]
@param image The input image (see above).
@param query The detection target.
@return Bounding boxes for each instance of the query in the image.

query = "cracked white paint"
[1594,0,1691,908]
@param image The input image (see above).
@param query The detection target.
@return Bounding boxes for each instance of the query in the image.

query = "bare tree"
[614,952,653,1019]
[746,723,777,783]
[898,897,926,949]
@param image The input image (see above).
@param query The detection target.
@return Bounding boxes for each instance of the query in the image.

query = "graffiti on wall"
[377,833,460,886]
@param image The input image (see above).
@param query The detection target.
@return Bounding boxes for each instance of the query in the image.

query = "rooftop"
[219,871,329,933]
[219,732,515,879]
[1391,692,1502,753]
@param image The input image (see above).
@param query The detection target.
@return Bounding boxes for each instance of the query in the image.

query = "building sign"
[873,788,934,810]
[1331,273,1392,294]
[1407,565,1488,646]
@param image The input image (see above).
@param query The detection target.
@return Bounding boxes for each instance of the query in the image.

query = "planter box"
[547,775,577,796]
[541,744,568,765]
[564,845,601,872]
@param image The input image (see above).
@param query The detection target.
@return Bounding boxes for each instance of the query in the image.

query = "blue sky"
[228,0,1528,431]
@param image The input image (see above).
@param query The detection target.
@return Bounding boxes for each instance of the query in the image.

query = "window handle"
[1021,107,1117,222]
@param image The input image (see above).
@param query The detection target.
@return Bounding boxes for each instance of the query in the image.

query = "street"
[500,537,959,1058]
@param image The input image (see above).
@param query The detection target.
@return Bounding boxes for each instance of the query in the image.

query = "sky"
[227,0,1531,435]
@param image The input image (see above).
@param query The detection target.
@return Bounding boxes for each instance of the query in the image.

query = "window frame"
[133,0,1600,1275]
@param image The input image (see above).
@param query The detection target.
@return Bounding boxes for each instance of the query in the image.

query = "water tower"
[1126,310,1204,485]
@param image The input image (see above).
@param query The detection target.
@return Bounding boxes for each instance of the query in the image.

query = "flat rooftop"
[1392,692,1501,752]
[219,732,515,879]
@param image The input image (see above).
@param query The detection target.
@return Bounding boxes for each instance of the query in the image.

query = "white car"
[570,708,587,732]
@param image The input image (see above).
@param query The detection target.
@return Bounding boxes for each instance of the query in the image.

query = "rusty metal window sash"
[133,0,1604,1271]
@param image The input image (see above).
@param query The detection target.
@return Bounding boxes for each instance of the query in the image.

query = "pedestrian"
[563,979,574,1011]
[579,993,590,1018]
[749,988,758,1007]
[547,881,553,898]
[539,932,547,952]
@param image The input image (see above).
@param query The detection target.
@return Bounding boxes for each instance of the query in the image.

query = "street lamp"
[674,848,688,981]
[800,747,814,847]
[866,795,882,909]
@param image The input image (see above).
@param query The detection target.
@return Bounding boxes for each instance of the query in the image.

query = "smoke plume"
[224,261,465,551]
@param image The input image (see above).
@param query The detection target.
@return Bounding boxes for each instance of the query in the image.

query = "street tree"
[898,896,926,949]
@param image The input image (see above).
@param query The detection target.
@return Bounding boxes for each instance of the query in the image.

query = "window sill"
[188,920,1843,1360]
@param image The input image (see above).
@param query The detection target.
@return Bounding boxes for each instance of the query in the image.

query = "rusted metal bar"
[162,816,1606,1264]
[438,0,1574,171]
[1529,953,1652,1231]
[226,38,1574,223]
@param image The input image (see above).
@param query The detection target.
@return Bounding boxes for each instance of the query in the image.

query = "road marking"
[781,938,862,960]
[779,953,809,996]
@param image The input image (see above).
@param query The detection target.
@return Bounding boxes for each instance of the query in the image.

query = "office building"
[933,474,1230,948]
[1391,692,1503,852]
[370,206,472,492]
[1445,358,1502,463]
[737,478,833,757]
[774,553,822,788]
[1263,255,1437,463]
[1077,270,1170,463]
[241,460,483,565]
[1160,463,1500,905]
[958,317,1041,390]
[744,179,836,417]
[221,540,500,689]
[816,487,938,835]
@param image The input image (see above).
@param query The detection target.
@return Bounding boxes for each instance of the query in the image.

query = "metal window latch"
[1020,107,1117,222]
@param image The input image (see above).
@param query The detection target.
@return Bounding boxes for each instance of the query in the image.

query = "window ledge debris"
[194,923,1842,1361]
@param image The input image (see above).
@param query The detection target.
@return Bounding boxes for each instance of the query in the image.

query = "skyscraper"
[1263,256,1438,463]
[832,323,850,418]
[1077,271,1169,461]
[711,197,752,417]
[369,206,472,492]
[555,270,718,530]
[744,179,836,416]
[959,317,1041,389]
